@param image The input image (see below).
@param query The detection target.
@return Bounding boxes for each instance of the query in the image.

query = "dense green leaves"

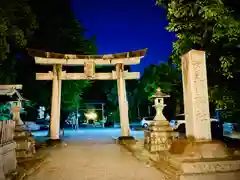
[0,0,97,112]
[0,0,37,61]
[122,63,183,119]
[157,0,240,75]
[17,0,96,110]
[0,0,37,85]
[139,63,182,101]
[62,80,92,110]
[156,0,240,112]
[0,103,11,120]
[104,80,139,122]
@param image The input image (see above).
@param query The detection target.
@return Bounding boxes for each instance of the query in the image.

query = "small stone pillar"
[11,101,36,159]
[144,88,178,153]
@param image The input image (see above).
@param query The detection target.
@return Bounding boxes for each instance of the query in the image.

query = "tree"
[156,0,240,111]
[103,66,139,122]
[61,80,92,110]
[137,64,181,100]
[138,63,182,118]
[17,0,97,110]
[0,0,37,82]
[104,81,137,122]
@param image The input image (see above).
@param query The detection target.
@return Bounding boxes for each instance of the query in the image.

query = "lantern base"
[14,125,36,159]
[144,120,178,152]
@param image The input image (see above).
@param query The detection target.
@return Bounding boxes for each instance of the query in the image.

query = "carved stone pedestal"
[0,142,17,180]
[14,125,36,159]
[144,121,178,153]
[0,156,4,180]
[156,139,240,180]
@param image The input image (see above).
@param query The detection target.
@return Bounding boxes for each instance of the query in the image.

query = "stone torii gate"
[28,49,147,140]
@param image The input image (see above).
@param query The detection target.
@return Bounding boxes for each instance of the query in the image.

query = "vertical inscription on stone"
[192,57,209,122]
[181,50,211,139]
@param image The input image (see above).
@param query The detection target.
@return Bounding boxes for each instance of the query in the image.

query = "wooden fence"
[0,120,15,145]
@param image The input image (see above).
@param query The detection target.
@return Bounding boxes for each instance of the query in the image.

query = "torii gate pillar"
[116,63,130,137]
[50,64,62,140]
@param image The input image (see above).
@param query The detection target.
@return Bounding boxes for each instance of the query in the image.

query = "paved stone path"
[26,139,163,180]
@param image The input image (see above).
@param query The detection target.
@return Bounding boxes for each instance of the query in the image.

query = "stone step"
[4,171,17,180]
[155,159,182,179]
[16,150,35,158]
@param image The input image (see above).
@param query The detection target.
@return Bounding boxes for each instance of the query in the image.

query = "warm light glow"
[84,111,97,120]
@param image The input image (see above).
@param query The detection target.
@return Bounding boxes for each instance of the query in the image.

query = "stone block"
[46,139,62,147]
[156,139,240,180]
[14,131,30,138]
[14,129,36,159]
[0,142,17,177]
[118,136,135,145]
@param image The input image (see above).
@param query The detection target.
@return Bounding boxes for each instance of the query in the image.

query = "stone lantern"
[0,85,36,159]
[151,87,170,121]
[11,100,24,127]
[144,87,178,153]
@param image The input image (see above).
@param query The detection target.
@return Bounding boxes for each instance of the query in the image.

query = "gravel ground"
[26,139,164,180]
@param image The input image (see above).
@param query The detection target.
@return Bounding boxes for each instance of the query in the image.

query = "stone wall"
[0,120,17,179]
[0,142,17,177]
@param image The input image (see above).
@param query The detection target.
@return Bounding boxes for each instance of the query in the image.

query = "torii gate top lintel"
[28,48,147,66]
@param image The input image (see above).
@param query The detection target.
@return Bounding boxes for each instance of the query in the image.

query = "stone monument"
[144,88,178,153]
[156,50,240,180]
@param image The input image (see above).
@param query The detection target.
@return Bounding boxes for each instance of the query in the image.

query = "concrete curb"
[18,154,48,180]
[113,137,158,167]
[16,141,65,180]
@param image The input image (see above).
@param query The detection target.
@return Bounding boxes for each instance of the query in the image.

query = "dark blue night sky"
[71,0,176,74]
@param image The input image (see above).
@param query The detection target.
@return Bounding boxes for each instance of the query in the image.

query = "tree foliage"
[62,80,92,110]
[104,80,139,122]
[101,65,139,121]
[156,0,240,111]
[0,0,37,61]
[138,63,182,101]
[157,0,240,75]
[0,0,37,84]
[135,63,183,118]
[16,0,97,110]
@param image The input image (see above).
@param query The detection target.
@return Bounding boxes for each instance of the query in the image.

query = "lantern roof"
[151,87,170,98]
[0,85,24,100]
